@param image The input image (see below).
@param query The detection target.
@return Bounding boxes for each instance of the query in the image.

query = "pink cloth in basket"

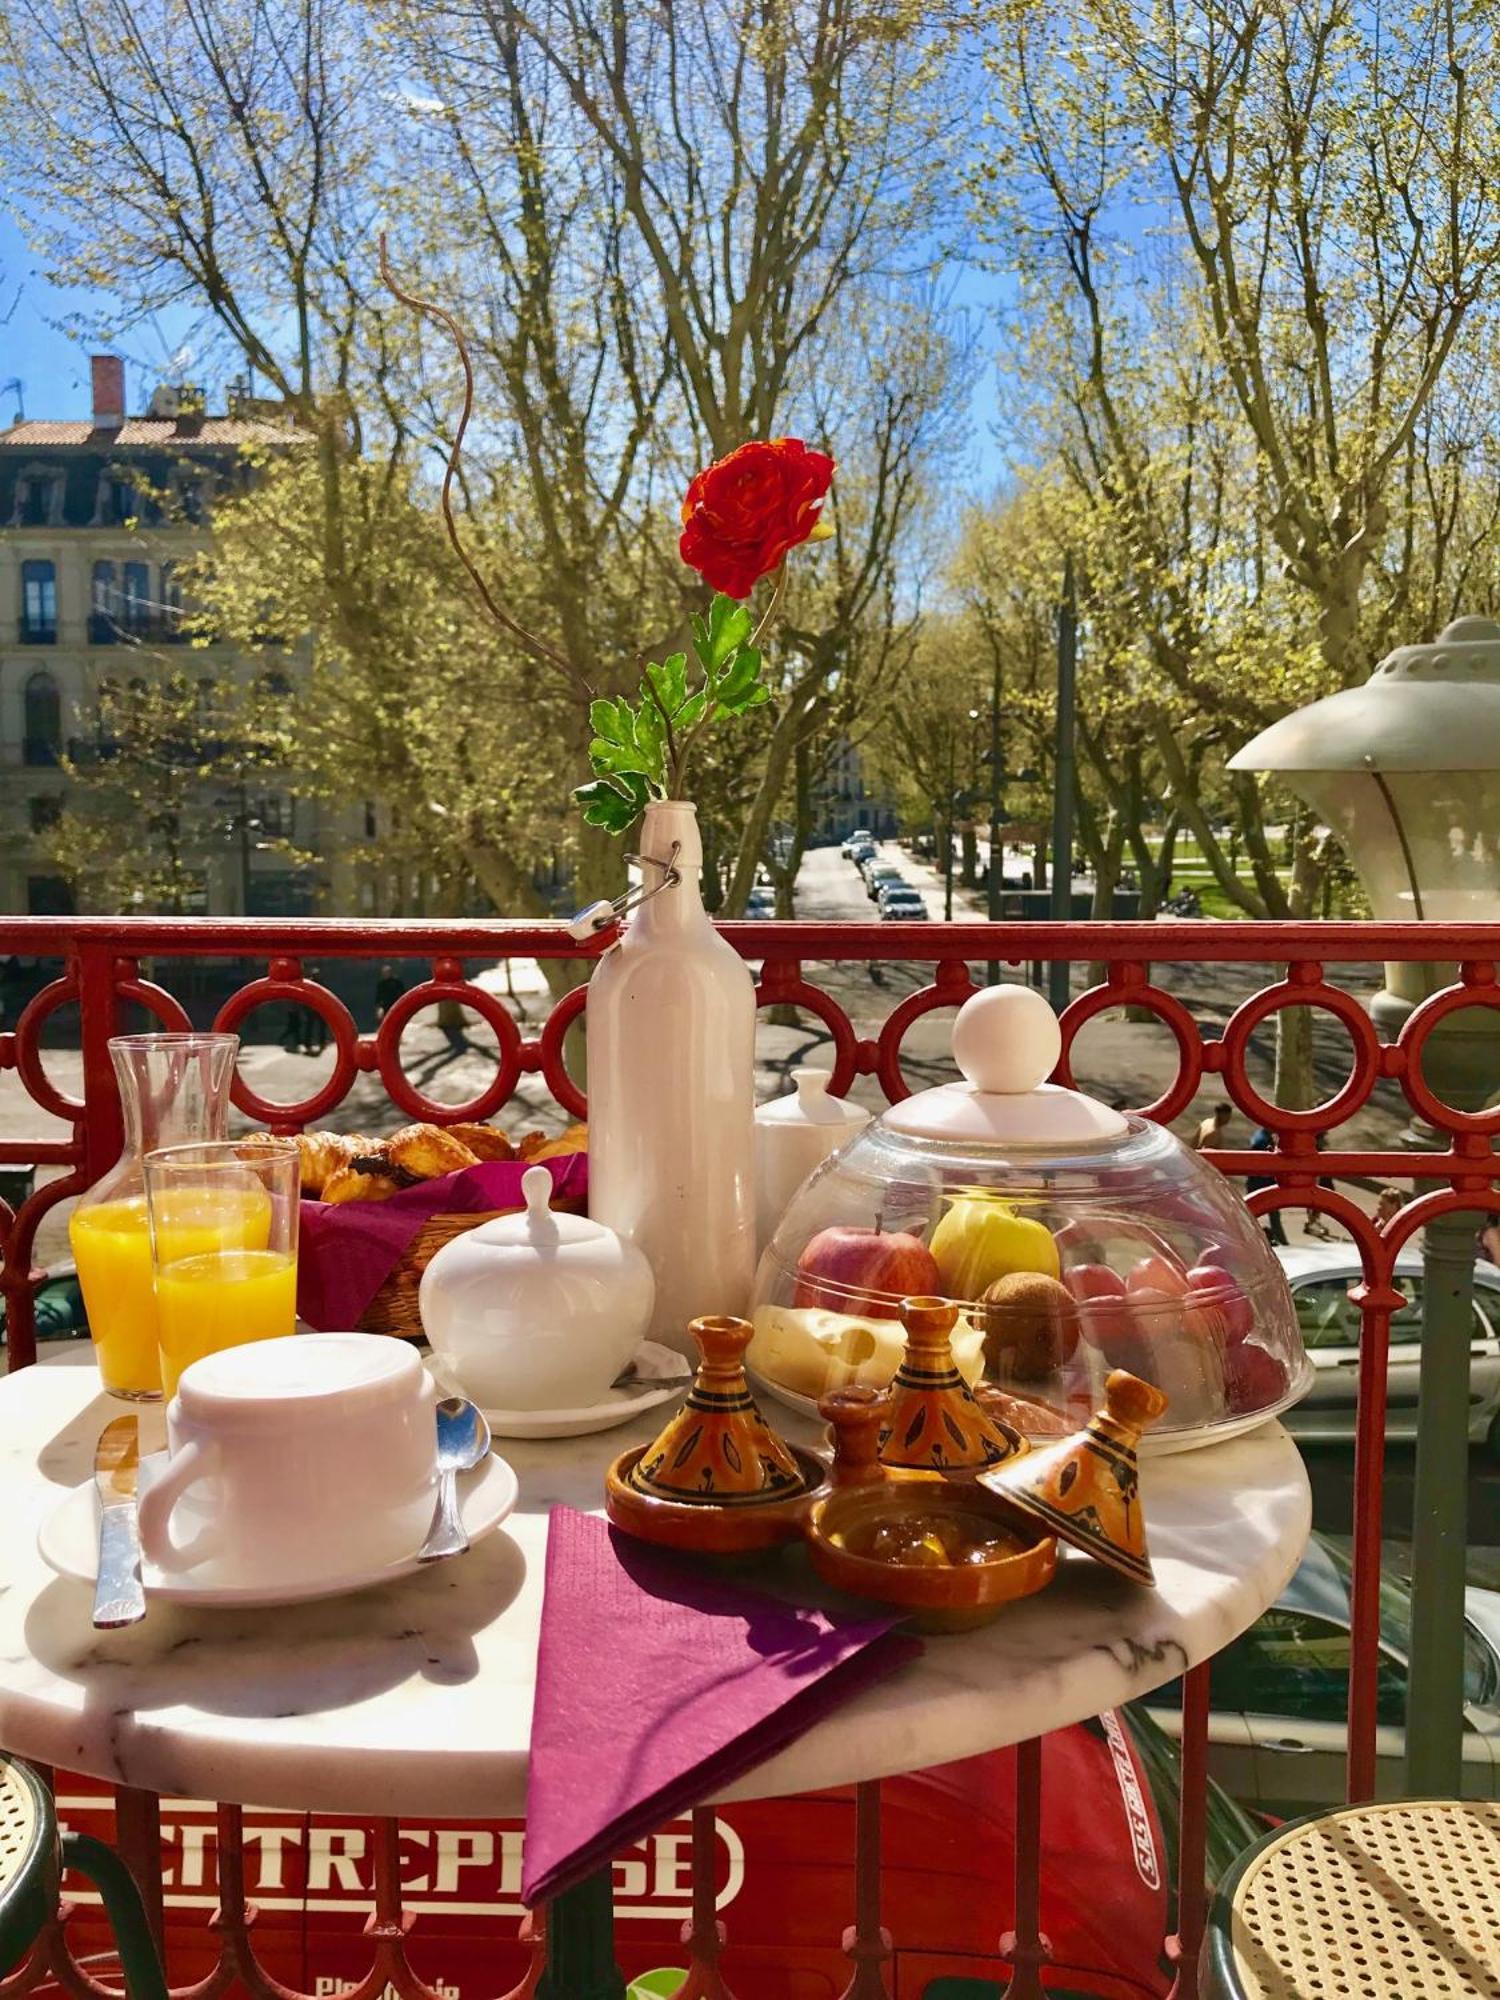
[296,1152,588,1329]
[522,1505,920,1906]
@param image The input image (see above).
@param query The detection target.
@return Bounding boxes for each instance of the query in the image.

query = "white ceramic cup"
[136,1333,437,1589]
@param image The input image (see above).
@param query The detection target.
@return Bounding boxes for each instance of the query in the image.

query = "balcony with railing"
[0,914,1489,2000]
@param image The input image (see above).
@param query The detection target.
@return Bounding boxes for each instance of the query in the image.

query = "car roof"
[1276,1243,1500,1285]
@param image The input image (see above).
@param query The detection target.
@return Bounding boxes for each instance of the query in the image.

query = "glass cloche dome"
[747,984,1311,1452]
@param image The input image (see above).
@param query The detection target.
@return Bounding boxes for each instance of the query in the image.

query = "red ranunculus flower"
[679,437,835,599]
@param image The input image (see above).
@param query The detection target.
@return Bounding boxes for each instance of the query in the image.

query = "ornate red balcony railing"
[0,915,1494,2000]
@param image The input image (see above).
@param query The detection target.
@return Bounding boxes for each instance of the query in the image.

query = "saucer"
[38,1451,519,1610]
[426,1341,692,1439]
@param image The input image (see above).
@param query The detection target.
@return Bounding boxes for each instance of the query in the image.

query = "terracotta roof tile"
[0,417,304,448]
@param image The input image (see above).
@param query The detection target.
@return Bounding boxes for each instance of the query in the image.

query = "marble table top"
[0,1362,1310,1821]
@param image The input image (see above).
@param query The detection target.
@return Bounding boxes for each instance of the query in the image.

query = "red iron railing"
[1,915,1495,2000]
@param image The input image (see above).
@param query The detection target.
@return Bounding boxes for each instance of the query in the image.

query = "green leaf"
[574,772,651,834]
[644,652,689,717]
[589,697,633,747]
[714,646,769,714]
[633,694,665,769]
[675,689,709,731]
[693,595,753,673]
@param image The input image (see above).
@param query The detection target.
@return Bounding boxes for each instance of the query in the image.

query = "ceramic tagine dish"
[805,1383,1055,1633]
[747,984,1312,1453]
[606,1314,829,1555]
[805,1362,1168,1632]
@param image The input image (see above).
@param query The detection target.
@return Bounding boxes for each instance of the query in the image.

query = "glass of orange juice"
[144,1139,301,1397]
[70,1032,241,1399]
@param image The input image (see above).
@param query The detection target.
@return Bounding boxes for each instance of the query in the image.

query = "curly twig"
[378,234,593,701]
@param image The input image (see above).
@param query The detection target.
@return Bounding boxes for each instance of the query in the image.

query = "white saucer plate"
[748,1350,1316,1458]
[426,1341,691,1440]
[37,1451,519,1610]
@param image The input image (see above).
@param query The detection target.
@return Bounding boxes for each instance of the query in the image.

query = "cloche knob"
[951,985,1063,1097]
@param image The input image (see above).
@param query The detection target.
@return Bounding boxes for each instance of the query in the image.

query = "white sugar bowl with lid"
[754,1066,870,1249]
[419,1165,656,1411]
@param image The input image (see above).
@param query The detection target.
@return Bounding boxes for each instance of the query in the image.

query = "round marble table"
[0,1361,1309,1819]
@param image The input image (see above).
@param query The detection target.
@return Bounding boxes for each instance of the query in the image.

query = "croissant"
[296,1131,359,1197]
[519,1122,588,1163]
[446,1122,516,1162]
[322,1164,407,1205]
[387,1122,481,1179]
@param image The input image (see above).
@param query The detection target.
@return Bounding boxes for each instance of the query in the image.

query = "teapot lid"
[881,986,1128,1149]
[467,1164,618,1251]
[755,1067,870,1130]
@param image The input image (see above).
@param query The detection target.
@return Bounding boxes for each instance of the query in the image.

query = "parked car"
[742,890,774,920]
[879,889,930,921]
[1147,1530,1500,1818]
[57,1708,1258,2000]
[865,864,906,901]
[847,839,877,868]
[1274,1243,1500,1449]
[840,828,874,858]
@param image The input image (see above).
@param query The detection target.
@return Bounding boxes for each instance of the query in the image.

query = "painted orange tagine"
[879,1296,1023,1474]
[606,1314,826,1554]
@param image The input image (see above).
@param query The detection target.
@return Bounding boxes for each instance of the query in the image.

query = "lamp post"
[1230,614,1500,1794]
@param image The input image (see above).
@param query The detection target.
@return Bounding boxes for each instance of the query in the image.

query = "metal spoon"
[417,1398,491,1562]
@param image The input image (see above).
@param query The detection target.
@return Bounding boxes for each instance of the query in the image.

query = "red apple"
[1223,1340,1287,1413]
[1185,1265,1254,1344]
[792,1226,940,1317]
[1065,1263,1142,1367]
[1128,1255,1190,1299]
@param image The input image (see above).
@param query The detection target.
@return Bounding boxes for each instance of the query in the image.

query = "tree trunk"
[961,825,978,887]
[723,673,821,916]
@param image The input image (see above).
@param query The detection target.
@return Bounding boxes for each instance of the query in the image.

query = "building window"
[23,673,62,766]
[161,562,184,639]
[364,800,378,838]
[12,469,61,528]
[121,562,150,635]
[107,476,136,525]
[28,796,61,834]
[20,561,57,643]
[90,561,118,644]
[179,478,204,525]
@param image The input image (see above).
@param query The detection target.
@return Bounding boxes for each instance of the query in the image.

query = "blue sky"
[0,213,203,424]
[0,208,1006,503]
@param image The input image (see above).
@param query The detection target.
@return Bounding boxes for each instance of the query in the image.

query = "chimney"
[91,355,126,430]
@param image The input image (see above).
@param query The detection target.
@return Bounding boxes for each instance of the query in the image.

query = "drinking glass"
[144,1138,300,1397]
[69,1032,239,1400]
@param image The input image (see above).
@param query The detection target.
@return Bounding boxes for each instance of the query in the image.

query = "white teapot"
[419,1166,655,1411]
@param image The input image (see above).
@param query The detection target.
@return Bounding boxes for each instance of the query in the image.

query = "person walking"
[375,962,404,1023]
[1192,1101,1234,1152]
[1247,1125,1287,1246]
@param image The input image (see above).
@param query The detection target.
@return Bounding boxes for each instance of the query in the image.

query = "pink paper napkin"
[522,1506,921,1906]
[296,1152,588,1329]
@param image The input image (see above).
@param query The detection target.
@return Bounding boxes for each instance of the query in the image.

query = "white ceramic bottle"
[586,799,757,1354]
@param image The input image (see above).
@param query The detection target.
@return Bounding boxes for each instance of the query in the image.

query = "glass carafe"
[68,1034,239,1400]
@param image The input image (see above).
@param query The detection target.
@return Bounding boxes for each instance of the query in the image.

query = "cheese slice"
[748,1303,986,1402]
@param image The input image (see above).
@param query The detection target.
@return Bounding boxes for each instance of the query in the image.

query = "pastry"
[519,1123,588,1162]
[386,1123,481,1179]
[446,1122,516,1162]
[322,1165,408,1204]
[295,1131,359,1197]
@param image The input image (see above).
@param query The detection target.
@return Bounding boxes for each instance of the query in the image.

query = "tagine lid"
[882,986,1128,1149]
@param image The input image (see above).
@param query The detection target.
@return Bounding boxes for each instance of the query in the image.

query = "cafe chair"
[0,1754,169,1999]
[1201,1798,1500,1998]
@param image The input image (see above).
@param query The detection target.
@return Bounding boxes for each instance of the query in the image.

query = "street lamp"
[1230,613,1500,1795]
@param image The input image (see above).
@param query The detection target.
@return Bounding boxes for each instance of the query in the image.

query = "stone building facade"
[0,356,376,917]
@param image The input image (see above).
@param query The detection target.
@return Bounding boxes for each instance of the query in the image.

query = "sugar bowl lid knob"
[952,985,1063,1096]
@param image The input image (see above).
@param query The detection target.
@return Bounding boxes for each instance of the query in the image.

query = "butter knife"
[93,1416,146,1628]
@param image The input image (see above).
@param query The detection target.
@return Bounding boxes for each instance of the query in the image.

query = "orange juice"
[155,1247,297,1394]
[70,1187,272,1398]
